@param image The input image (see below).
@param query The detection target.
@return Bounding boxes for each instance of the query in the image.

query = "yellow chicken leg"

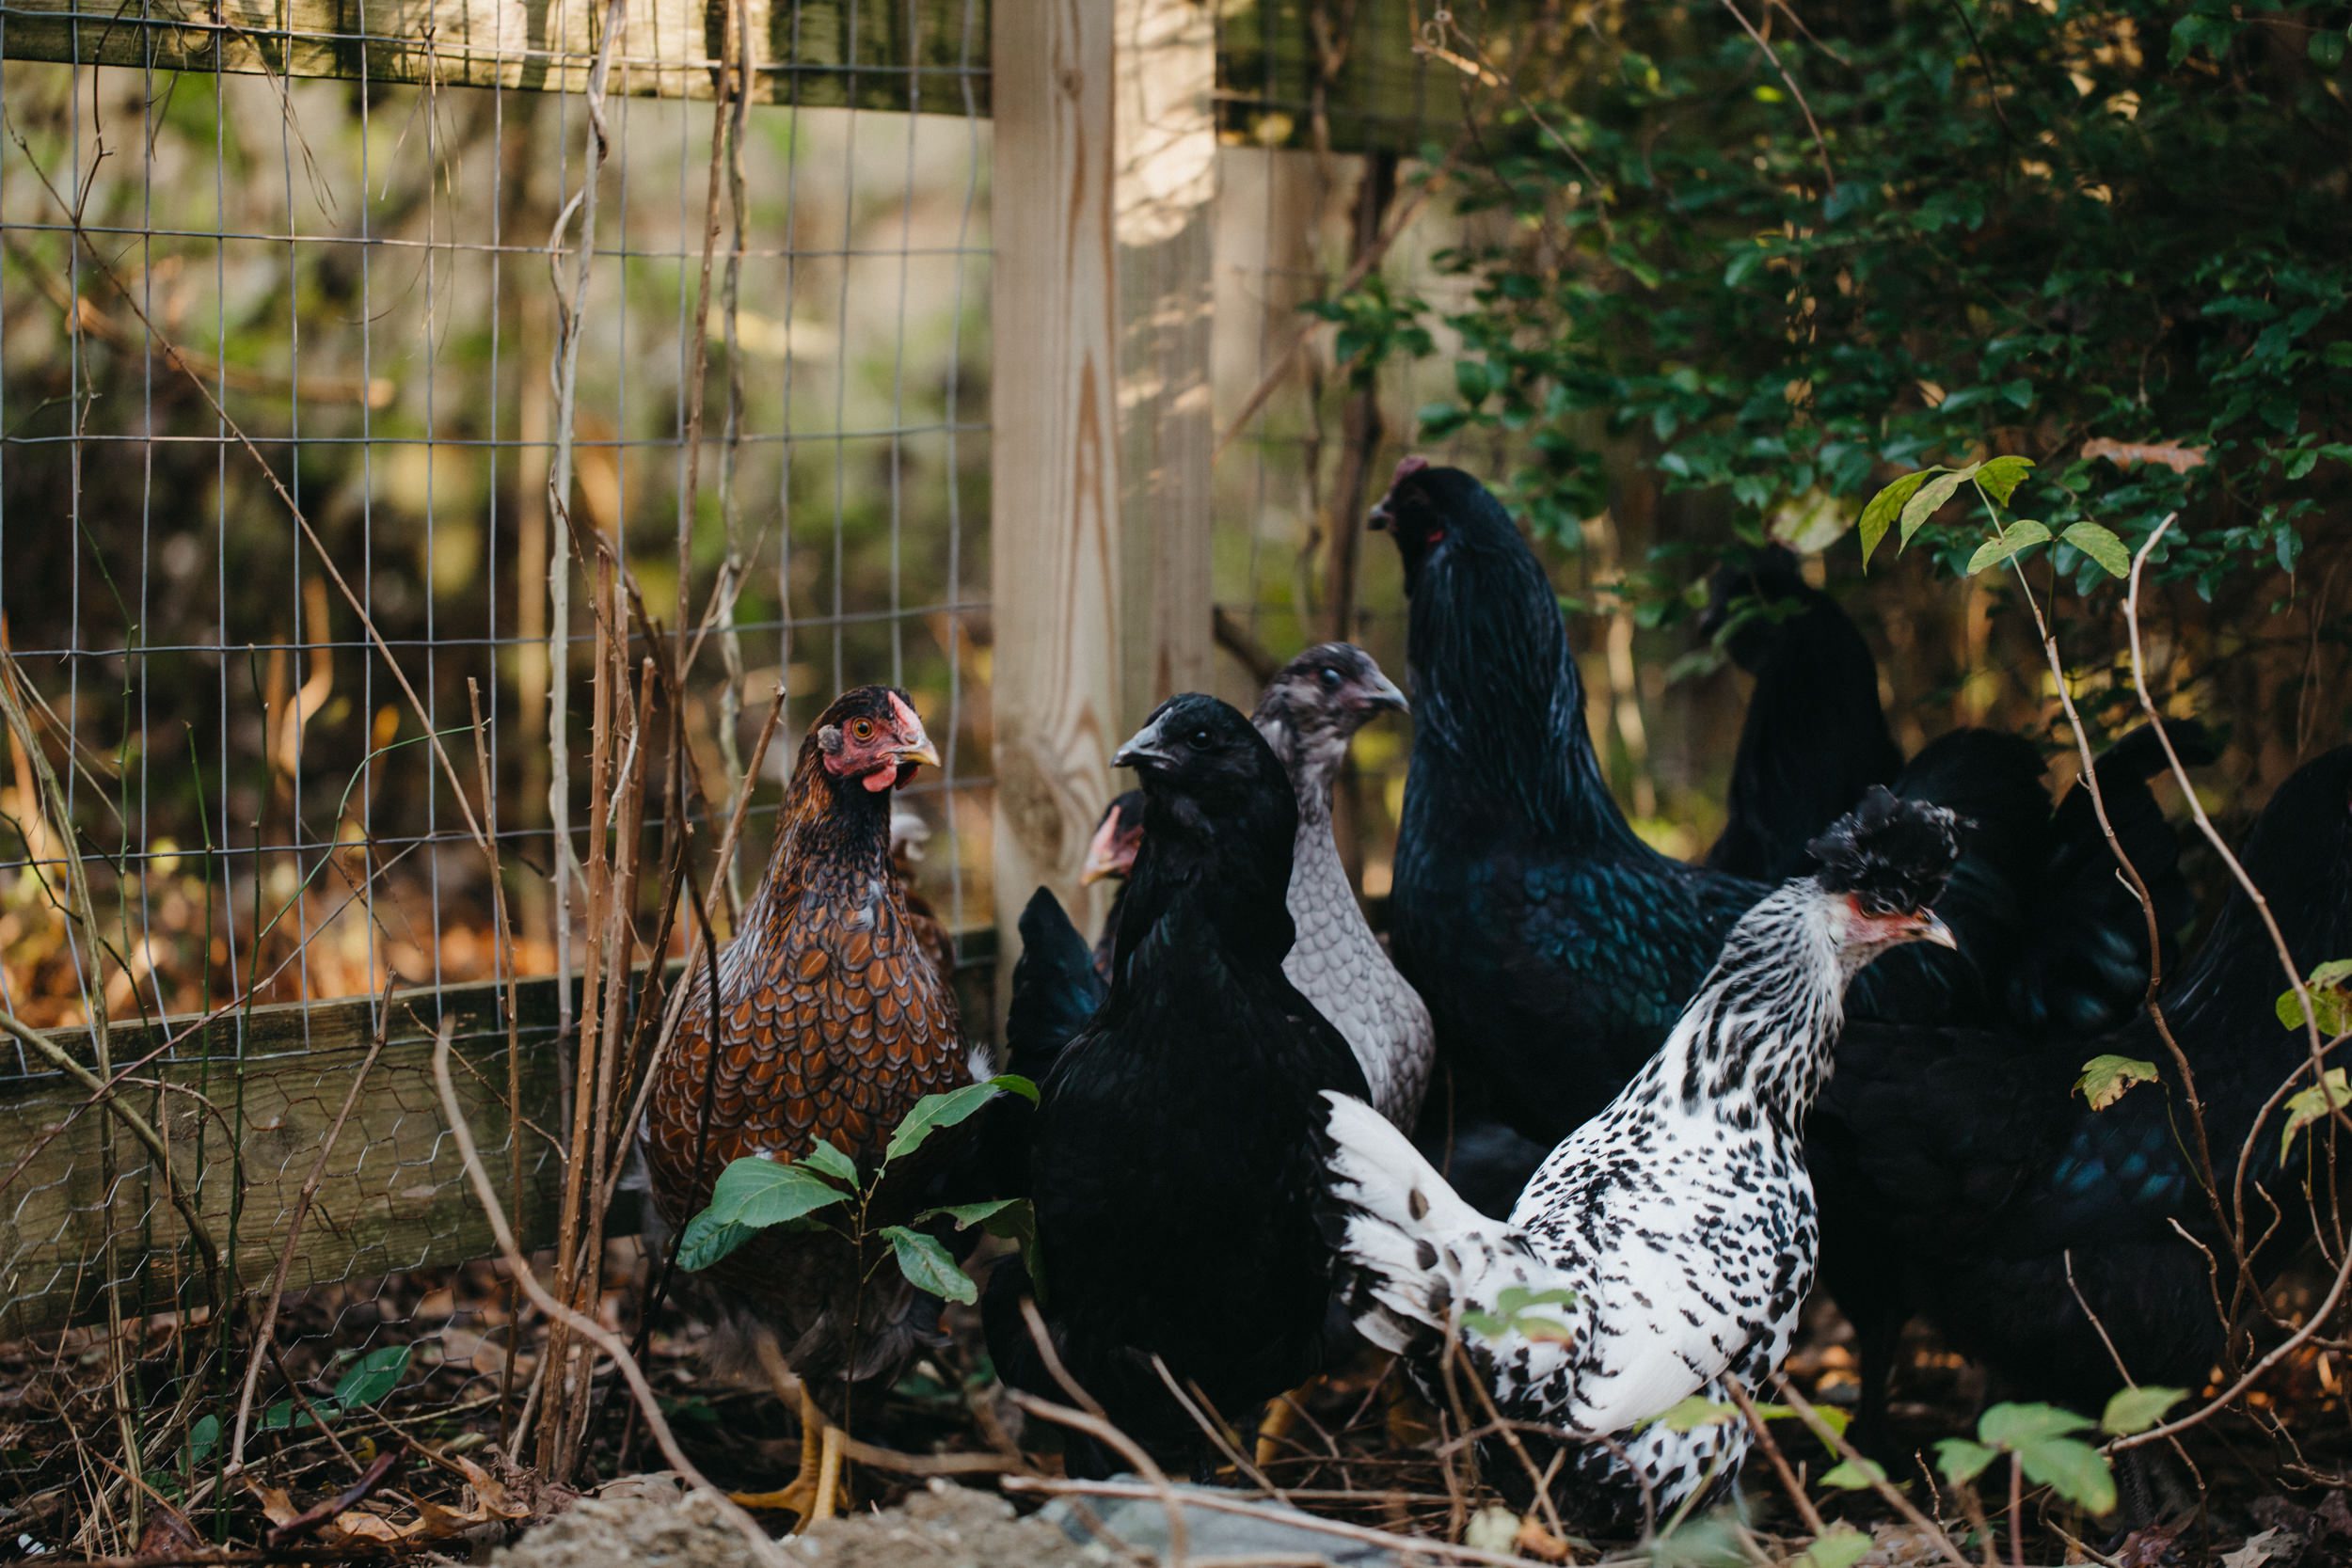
[1253,1385,1311,1469]
[731,1385,848,1525]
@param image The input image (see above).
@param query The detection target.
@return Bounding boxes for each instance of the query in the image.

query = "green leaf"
[1975,454,2034,506]
[2012,1433,2116,1515]
[2311,28,2345,70]
[185,1415,222,1469]
[1935,1436,1999,1488]
[1820,1457,1886,1490]
[1455,359,1494,406]
[330,1345,411,1409]
[2100,1386,2186,1436]
[2277,959,2352,1037]
[1652,1394,1741,1433]
[677,1157,851,1272]
[2074,1054,2160,1112]
[1791,1526,1873,1568]
[798,1137,861,1188]
[881,1226,977,1306]
[1964,519,2051,576]
[1899,466,1975,546]
[1857,470,1931,568]
[914,1197,1027,1231]
[1979,1402,2093,1448]
[1495,1285,1579,1316]
[2280,1067,2352,1164]
[2061,522,2131,578]
[883,1075,1033,1164]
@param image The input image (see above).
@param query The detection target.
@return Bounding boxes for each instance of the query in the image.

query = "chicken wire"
[0,0,989,1533]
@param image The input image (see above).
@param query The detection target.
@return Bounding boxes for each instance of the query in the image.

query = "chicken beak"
[1112,716,1171,773]
[898,736,943,770]
[1361,671,1409,716]
[1911,911,1958,950]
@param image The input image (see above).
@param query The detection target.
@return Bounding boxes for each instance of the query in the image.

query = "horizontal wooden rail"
[0,0,1495,150]
[0,0,993,113]
[0,934,996,1341]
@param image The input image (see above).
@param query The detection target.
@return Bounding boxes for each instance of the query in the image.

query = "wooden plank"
[988,0,1124,1008]
[0,977,564,1341]
[0,0,993,113]
[1114,0,1216,733]
[1215,0,1486,154]
[0,925,999,1341]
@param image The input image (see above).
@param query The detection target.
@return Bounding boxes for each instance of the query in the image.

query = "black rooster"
[985,694,1370,1474]
[1820,744,2352,1437]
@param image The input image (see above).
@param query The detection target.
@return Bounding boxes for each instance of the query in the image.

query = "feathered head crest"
[1805,786,1962,915]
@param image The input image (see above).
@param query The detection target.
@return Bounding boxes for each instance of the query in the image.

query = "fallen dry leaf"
[1514,1515,1573,1562]
[2220,1526,2293,1568]
[2082,437,2208,473]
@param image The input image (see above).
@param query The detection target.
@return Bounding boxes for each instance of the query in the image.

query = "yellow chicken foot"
[1253,1385,1312,1470]
[731,1386,848,1525]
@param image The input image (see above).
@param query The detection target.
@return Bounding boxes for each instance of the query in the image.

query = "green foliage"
[257,1346,413,1435]
[1459,1283,1579,1343]
[2100,1386,2187,1436]
[678,1076,1038,1307]
[1935,1402,2116,1515]
[2075,1053,2160,1111]
[1399,1,2352,606]
[1790,1525,1874,1568]
[2277,958,2352,1037]
[2280,1067,2352,1164]
[1818,1457,1885,1490]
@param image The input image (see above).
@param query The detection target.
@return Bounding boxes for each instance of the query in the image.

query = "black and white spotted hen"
[1319,788,1962,1535]
[1253,643,1434,1128]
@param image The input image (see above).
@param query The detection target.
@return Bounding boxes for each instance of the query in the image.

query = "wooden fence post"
[1114,0,1217,732]
[992,0,1217,1009]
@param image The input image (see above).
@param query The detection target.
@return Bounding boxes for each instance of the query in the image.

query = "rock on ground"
[490,1477,1114,1568]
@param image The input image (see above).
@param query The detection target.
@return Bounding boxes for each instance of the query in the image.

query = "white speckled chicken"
[1252,643,1432,1130]
[1320,788,1960,1535]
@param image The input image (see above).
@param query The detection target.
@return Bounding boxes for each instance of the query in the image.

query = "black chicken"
[1700,544,1903,880]
[1819,744,2352,1439]
[985,694,1370,1473]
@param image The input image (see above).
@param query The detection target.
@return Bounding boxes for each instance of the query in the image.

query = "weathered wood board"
[0,975,565,1341]
[0,928,996,1341]
[0,0,993,114]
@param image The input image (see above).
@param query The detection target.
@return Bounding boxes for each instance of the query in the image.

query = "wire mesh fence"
[0,1,991,1542]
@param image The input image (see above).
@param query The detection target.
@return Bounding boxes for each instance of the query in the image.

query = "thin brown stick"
[226,976,394,1472]
[427,1021,786,1567]
[1769,1374,1974,1568]
[1716,0,1837,191]
[1721,1377,1828,1539]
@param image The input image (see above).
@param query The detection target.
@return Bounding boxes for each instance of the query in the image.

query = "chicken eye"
[1318,666,1343,689]
[1190,726,1212,749]
[849,718,878,743]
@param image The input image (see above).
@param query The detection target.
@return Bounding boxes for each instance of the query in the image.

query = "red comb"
[1391,454,1431,484]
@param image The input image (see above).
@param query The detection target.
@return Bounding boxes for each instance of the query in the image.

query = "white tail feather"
[1319,1090,1547,1355]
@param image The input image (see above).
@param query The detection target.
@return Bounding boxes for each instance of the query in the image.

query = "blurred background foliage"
[3,0,2349,1028]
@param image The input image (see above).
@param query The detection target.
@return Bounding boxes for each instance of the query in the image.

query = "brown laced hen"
[640,685,966,1522]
